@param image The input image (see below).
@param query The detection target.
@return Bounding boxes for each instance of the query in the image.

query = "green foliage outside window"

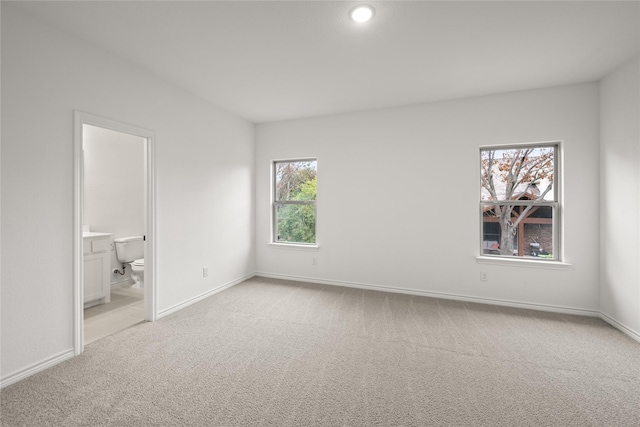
[274,160,317,244]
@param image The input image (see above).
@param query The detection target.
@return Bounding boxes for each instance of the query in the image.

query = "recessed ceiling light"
[350,5,375,23]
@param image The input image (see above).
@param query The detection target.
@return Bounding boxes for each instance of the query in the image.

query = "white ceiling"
[11,1,640,123]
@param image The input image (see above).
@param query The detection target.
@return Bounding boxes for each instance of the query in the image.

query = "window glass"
[273,160,317,244]
[480,144,559,260]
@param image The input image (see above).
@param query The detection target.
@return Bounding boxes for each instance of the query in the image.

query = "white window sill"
[268,242,320,251]
[476,256,571,270]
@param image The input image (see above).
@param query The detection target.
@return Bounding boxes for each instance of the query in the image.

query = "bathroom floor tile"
[99,296,141,310]
[109,292,129,302]
[85,316,143,345]
[114,287,144,298]
[84,306,106,320]
[84,305,142,326]
[84,285,144,344]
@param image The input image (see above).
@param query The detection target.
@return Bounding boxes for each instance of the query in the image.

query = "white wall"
[599,57,640,337]
[256,83,600,312]
[1,5,255,382]
[84,125,145,286]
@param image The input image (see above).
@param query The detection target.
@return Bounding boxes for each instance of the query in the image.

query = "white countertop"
[83,232,113,239]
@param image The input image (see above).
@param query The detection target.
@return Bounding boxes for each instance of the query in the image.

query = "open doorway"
[73,112,156,355]
[83,124,145,343]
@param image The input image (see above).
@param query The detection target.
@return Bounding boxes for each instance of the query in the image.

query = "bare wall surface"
[256,83,600,313]
[600,57,640,336]
[84,125,145,239]
[1,5,255,381]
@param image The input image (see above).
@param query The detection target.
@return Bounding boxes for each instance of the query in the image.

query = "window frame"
[479,141,562,262]
[271,158,318,246]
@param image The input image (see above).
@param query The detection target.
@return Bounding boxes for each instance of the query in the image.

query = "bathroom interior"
[82,124,146,344]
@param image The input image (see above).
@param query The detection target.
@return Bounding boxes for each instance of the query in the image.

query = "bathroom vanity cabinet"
[83,232,113,308]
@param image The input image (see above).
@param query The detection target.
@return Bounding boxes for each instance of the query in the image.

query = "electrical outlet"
[203,267,209,277]
[480,271,488,282]
[312,257,317,266]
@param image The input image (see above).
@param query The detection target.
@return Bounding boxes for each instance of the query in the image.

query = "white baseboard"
[1,349,75,389]
[4,272,635,390]
[111,278,135,289]
[599,312,640,343]
[255,272,600,317]
[157,273,255,319]
[1,274,254,389]
[256,273,640,341]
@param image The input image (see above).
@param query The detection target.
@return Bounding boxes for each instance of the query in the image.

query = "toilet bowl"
[114,236,145,289]
[130,258,144,289]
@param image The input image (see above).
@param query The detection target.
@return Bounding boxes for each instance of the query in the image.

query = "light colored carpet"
[2,277,639,426]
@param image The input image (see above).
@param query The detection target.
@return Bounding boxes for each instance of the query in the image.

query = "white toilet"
[114,236,145,289]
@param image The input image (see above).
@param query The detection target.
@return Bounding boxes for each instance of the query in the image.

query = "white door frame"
[73,111,157,355]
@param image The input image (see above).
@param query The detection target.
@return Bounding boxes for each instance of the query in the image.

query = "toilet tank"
[114,236,144,263]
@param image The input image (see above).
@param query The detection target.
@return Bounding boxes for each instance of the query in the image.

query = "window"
[273,159,317,245]
[480,143,560,260]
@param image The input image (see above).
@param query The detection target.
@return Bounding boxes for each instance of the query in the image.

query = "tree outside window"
[273,159,317,245]
[480,143,559,260]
